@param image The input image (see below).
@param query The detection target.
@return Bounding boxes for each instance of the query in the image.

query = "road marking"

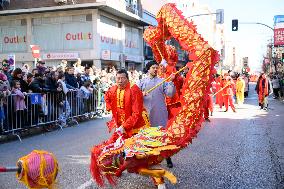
[77,178,93,189]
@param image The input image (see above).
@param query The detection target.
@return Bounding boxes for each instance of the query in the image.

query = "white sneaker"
[158,183,167,189]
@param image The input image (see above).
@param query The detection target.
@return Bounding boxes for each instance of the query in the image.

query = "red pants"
[204,95,213,119]
[223,95,235,111]
[216,93,223,108]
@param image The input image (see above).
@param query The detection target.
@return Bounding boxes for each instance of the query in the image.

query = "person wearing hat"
[137,60,176,168]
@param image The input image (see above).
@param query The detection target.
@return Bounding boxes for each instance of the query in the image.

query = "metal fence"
[0,88,105,141]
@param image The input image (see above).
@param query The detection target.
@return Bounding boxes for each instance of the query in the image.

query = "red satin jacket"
[105,82,149,138]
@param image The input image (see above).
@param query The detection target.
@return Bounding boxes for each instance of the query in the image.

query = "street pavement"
[0,84,284,189]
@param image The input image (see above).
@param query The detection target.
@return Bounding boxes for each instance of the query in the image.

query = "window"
[100,16,121,28]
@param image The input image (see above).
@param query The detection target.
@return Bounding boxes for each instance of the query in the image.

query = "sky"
[197,0,284,71]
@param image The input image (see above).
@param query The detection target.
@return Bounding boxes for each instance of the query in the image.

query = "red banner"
[274,28,284,46]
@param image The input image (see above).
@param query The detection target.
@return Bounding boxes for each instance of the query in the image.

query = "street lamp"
[187,9,224,25]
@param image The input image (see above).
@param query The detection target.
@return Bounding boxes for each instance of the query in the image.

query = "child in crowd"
[11,80,27,129]
[57,73,70,127]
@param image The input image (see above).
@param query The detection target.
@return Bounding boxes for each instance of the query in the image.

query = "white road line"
[77,178,94,189]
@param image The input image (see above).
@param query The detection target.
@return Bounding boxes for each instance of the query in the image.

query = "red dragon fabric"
[90,3,219,187]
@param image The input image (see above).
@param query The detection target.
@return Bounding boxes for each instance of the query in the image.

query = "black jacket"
[65,73,78,88]
[29,78,50,93]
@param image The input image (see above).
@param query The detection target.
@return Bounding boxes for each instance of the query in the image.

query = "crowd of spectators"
[2,56,283,134]
[269,73,284,101]
[0,58,144,133]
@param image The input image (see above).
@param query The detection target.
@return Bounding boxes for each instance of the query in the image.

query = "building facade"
[0,0,149,70]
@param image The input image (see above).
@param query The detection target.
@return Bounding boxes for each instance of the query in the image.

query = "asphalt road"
[0,86,284,189]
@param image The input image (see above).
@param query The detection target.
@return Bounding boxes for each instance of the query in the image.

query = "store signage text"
[274,28,284,46]
[65,32,92,40]
[3,35,26,44]
[101,36,118,45]
[124,40,137,48]
[42,52,79,60]
[101,50,111,60]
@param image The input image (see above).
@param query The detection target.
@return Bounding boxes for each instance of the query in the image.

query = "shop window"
[100,15,121,28]
[145,45,153,60]
[21,19,27,26]
[72,15,86,22]
[86,14,92,21]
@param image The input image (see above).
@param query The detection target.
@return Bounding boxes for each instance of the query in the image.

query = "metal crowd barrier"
[0,88,103,141]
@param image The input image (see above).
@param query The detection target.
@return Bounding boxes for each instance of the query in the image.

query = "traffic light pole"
[240,22,276,73]
[239,22,273,31]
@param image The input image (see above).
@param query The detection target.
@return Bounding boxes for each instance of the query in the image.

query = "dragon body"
[90,3,219,187]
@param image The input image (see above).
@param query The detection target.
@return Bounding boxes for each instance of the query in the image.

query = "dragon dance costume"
[90,3,220,188]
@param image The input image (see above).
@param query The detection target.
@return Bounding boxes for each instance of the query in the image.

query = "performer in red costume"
[204,87,214,122]
[223,76,236,112]
[104,69,149,142]
[158,45,184,121]
[215,75,223,109]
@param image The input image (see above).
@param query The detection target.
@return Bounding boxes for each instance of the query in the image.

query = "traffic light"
[232,19,238,31]
[282,53,284,63]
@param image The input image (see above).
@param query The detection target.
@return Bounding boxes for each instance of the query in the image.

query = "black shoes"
[166,158,173,168]
[205,118,210,122]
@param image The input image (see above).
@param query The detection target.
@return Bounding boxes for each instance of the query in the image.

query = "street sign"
[216,9,224,24]
[30,45,40,59]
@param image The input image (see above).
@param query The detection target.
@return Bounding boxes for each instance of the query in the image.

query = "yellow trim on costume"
[116,88,125,109]
[142,110,150,128]
[138,168,177,184]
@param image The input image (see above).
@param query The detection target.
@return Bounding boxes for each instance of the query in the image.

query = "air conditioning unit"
[54,0,67,5]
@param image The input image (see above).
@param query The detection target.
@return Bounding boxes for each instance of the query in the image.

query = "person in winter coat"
[255,73,272,110]
[10,68,29,92]
[0,73,11,133]
[57,73,71,127]
[11,80,27,128]
[65,67,78,89]
[78,81,93,115]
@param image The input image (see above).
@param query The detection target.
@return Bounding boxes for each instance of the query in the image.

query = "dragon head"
[90,135,125,187]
